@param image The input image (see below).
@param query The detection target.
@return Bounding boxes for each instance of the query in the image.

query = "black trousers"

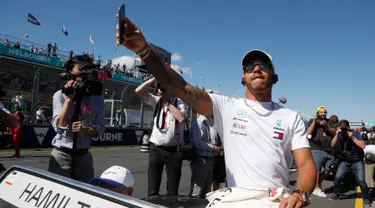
[148,143,183,197]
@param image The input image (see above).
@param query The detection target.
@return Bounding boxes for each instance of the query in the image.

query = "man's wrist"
[291,190,306,202]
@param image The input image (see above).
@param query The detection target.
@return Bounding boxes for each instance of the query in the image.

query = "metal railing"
[0,32,70,61]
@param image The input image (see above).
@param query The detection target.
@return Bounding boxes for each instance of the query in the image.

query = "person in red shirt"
[8,111,24,158]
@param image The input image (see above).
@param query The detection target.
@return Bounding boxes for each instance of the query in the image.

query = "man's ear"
[272,74,278,84]
[241,76,246,86]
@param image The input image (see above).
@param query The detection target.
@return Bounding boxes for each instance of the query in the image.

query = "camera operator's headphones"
[241,74,278,86]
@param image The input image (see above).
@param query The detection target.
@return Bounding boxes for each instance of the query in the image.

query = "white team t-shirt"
[209,94,310,190]
[146,93,186,147]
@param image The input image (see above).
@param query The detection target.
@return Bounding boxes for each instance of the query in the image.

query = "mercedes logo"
[237,109,246,118]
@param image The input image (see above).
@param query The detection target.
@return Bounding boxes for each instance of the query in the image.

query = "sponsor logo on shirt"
[273,119,285,140]
[233,117,248,123]
[230,130,247,136]
[237,109,246,118]
[273,127,284,140]
[232,123,247,129]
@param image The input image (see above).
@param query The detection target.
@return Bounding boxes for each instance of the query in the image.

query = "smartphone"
[118,4,126,45]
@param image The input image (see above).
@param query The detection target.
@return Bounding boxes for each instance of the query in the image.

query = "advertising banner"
[111,72,145,85]
[0,43,64,68]
[0,125,150,149]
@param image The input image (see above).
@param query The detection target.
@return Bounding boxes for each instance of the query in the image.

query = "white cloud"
[111,55,140,69]
[110,56,193,78]
[171,53,182,61]
[171,64,192,77]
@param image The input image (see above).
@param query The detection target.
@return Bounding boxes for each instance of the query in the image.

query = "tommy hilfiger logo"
[273,127,284,140]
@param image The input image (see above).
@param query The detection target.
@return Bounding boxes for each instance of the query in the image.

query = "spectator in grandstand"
[38,48,44,54]
[14,41,20,48]
[135,77,186,197]
[330,119,371,206]
[47,42,52,56]
[118,18,316,207]
[52,43,58,57]
[48,55,105,183]
[97,55,101,67]
[89,166,134,196]
[306,106,336,198]
[189,107,221,198]
[69,50,74,59]
[3,38,10,46]
[29,45,34,52]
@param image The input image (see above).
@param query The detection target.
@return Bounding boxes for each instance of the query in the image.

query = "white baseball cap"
[89,166,134,188]
[241,49,275,70]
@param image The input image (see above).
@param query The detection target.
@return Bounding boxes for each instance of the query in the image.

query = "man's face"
[99,183,133,196]
[317,109,327,118]
[243,60,274,92]
[71,64,84,81]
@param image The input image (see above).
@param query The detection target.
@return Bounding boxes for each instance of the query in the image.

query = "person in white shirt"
[89,166,134,196]
[12,92,23,111]
[135,77,186,197]
[36,108,47,124]
[117,18,316,207]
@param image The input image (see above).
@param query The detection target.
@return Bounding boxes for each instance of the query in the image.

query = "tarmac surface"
[0,147,368,208]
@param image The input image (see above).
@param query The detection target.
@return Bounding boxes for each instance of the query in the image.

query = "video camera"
[60,55,105,96]
[315,115,325,124]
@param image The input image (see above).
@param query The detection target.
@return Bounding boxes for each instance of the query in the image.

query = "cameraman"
[329,120,371,206]
[48,55,105,183]
[306,106,336,198]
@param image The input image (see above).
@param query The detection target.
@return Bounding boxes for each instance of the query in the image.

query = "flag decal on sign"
[273,127,284,140]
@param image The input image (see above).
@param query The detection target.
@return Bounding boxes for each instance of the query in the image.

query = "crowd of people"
[100,59,151,81]
[2,37,150,82]
[2,17,375,208]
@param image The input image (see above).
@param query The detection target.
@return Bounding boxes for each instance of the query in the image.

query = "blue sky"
[1,0,374,122]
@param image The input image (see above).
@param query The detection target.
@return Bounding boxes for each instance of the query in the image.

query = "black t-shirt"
[307,119,335,152]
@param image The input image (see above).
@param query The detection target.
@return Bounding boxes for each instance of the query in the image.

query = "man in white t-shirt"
[117,17,316,207]
[135,77,186,197]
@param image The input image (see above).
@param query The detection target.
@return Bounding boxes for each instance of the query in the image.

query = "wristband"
[291,189,309,205]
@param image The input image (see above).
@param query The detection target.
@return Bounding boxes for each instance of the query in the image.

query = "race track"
[0,147,363,208]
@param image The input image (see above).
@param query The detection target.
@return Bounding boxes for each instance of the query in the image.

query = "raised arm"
[116,17,213,117]
[135,77,155,102]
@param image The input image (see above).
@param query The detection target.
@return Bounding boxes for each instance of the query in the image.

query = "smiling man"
[116,17,316,208]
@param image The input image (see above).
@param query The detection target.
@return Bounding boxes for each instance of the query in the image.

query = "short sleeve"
[0,103,10,114]
[291,113,310,151]
[306,119,313,129]
[176,98,186,113]
[145,93,160,109]
[208,94,229,140]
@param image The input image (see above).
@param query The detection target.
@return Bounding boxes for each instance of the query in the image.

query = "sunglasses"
[243,61,273,73]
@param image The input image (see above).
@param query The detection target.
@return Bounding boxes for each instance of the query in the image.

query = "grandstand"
[0,33,154,128]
